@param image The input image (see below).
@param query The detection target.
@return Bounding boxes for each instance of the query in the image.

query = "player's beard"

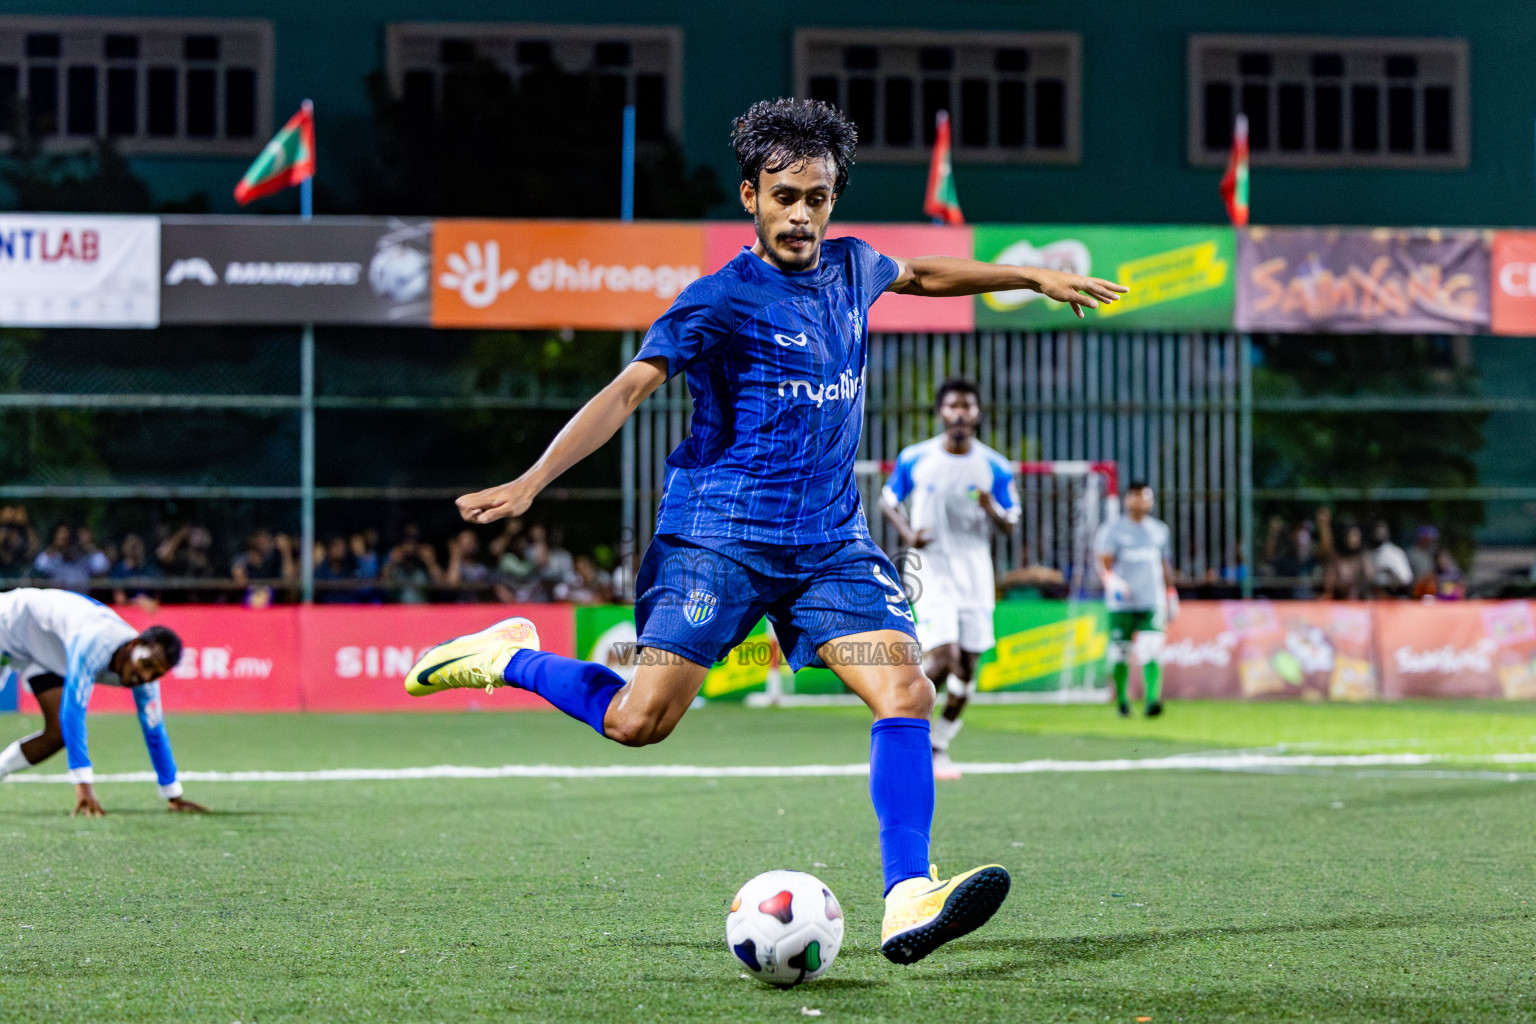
[755,215,820,272]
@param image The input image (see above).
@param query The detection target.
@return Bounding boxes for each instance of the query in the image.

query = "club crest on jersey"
[846,308,864,341]
[683,589,719,627]
[773,331,809,348]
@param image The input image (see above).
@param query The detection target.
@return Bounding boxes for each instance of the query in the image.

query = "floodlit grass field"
[3,702,1536,1023]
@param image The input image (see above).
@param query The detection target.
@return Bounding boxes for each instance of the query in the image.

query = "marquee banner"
[160,217,433,324]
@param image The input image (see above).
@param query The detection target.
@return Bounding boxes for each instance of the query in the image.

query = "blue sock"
[869,717,934,895]
[504,650,625,736]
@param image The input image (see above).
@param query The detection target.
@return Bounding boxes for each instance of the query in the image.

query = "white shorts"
[914,602,995,654]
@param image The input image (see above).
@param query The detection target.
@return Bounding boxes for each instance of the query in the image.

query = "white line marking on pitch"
[6,751,1536,784]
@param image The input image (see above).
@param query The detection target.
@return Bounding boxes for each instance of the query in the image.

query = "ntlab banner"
[432,221,705,329]
[0,215,159,326]
[703,223,975,332]
[976,601,1108,692]
[974,225,1234,329]
[160,217,433,324]
[1236,227,1490,333]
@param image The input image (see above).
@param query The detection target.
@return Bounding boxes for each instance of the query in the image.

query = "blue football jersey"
[634,236,899,543]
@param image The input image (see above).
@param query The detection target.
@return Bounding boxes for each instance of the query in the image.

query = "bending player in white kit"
[881,378,1019,779]
[0,588,208,816]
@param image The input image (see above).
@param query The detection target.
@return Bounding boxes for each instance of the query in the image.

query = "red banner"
[703,223,975,332]
[1376,601,1536,699]
[298,605,568,711]
[1163,601,1378,701]
[1490,231,1536,336]
[18,605,572,715]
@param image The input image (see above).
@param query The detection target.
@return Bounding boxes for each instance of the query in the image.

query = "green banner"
[973,225,1236,330]
[976,602,1109,692]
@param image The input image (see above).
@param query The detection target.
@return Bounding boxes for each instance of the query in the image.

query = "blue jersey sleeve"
[633,279,731,379]
[132,681,179,794]
[840,236,901,307]
[989,457,1022,524]
[882,447,920,507]
[59,641,98,781]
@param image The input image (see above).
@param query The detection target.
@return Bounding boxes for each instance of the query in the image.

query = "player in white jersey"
[1092,482,1178,717]
[881,378,1020,779]
[0,588,208,816]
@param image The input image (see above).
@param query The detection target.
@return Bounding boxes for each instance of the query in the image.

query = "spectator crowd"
[0,505,633,608]
[1260,510,1465,600]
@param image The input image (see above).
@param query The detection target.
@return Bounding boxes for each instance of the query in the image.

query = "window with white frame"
[794,29,1080,164]
[385,24,682,142]
[1188,35,1468,168]
[0,17,272,156]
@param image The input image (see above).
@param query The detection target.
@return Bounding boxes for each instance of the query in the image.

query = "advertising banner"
[1490,231,1536,335]
[575,604,775,701]
[431,220,705,329]
[973,225,1235,329]
[0,214,159,327]
[0,662,15,713]
[1376,601,1536,699]
[703,223,975,332]
[160,217,433,324]
[1163,601,1378,701]
[1236,227,1490,333]
[17,606,302,715]
[976,601,1108,692]
[298,605,571,711]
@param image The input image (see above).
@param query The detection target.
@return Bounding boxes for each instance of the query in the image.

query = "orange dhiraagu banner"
[703,223,975,332]
[431,220,706,329]
[1490,231,1536,335]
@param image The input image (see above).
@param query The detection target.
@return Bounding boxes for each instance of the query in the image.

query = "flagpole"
[619,104,637,572]
[299,98,315,604]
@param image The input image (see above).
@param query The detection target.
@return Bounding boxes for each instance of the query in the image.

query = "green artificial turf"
[2,703,1535,1022]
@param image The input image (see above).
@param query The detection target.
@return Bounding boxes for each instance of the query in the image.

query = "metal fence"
[630,330,1252,586]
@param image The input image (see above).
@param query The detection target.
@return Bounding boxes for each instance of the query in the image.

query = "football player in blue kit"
[405,99,1126,964]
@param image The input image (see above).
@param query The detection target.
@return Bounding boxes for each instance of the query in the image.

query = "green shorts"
[1108,610,1160,644]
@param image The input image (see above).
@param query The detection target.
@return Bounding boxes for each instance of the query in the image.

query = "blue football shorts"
[633,532,919,672]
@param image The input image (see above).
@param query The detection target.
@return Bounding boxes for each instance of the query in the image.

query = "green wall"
[13,1,1536,226]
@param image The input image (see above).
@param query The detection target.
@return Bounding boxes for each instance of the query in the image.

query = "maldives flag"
[1219,113,1249,226]
[234,100,315,205]
[923,110,963,225]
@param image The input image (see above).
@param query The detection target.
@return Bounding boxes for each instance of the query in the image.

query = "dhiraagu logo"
[777,369,861,409]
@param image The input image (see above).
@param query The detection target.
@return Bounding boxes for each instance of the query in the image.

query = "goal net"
[747,460,1118,706]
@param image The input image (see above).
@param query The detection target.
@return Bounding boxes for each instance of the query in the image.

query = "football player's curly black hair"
[732,98,858,196]
[138,624,183,671]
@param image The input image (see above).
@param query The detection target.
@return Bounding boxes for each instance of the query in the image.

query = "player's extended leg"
[1134,628,1167,716]
[820,631,1010,965]
[402,616,708,745]
[0,682,66,780]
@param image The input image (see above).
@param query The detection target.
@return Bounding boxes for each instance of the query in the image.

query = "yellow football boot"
[880,864,1010,964]
[404,616,541,697]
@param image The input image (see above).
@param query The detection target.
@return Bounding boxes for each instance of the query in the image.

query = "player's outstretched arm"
[457,357,669,524]
[887,256,1127,318]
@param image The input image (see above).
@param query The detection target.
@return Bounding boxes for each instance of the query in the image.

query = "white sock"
[0,738,33,778]
[931,716,963,753]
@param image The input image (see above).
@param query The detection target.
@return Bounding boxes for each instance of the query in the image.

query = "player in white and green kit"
[1092,482,1178,717]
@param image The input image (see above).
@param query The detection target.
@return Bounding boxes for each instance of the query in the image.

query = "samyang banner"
[160,217,433,324]
[1236,227,1491,333]
[973,225,1235,329]
[0,214,159,327]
